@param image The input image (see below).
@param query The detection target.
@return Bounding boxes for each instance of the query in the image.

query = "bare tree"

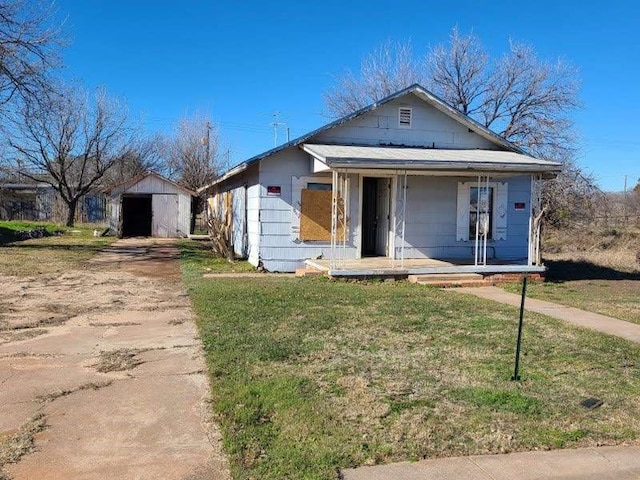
[427,27,489,116]
[105,134,167,187]
[0,0,62,115]
[325,28,586,225]
[166,114,225,191]
[325,29,579,161]
[5,85,134,226]
[324,40,424,117]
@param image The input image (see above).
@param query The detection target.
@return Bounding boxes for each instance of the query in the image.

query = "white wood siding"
[315,94,497,150]
[257,150,358,272]
[109,198,120,233]
[177,193,191,235]
[398,175,531,260]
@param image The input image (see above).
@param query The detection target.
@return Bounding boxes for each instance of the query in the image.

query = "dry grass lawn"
[503,226,640,324]
[182,246,640,480]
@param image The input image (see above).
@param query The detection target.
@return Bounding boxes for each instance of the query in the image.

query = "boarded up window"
[299,189,345,241]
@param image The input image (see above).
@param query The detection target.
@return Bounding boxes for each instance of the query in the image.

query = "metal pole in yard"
[511,275,528,381]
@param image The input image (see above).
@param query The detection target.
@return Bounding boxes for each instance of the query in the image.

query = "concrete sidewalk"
[342,446,640,480]
[456,286,640,344]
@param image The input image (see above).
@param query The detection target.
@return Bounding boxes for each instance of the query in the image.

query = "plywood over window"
[299,189,345,241]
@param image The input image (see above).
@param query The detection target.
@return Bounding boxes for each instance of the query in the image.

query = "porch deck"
[304,257,545,278]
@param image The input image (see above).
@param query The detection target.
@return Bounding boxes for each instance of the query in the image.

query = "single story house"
[200,84,560,276]
[0,178,106,223]
[106,171,195,238]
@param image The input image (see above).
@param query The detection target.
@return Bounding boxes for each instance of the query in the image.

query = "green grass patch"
[0,220,66,243]
[0,222,113,276]
[179,240,255,275]
[181,246,640,479]
[503,279,640,325]
[453,387,543,415]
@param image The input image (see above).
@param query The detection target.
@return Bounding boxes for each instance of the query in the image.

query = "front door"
[376,178,390,256]
[361,177,390,256]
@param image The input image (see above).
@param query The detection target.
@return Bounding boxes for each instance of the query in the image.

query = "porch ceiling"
[302,144,561,175]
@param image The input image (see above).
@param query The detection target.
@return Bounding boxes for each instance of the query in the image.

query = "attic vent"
[399,107,412,128]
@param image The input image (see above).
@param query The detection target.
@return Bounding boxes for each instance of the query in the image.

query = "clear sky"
[53,0,640,192]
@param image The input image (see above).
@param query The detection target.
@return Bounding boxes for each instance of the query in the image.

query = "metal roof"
[198,84,531,191]
[302,144,561,173]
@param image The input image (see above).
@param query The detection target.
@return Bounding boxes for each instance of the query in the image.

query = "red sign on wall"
[267,186,281,196]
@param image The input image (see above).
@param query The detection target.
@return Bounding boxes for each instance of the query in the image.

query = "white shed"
[107,172,195,238]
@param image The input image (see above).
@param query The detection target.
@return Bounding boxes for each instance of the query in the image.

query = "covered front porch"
[305,256,546,278]
[301,143,560,277]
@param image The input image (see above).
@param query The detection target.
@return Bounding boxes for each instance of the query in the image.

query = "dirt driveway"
[0,238,229,479]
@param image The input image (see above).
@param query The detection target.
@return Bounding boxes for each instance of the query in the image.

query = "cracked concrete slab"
[0,238,229,479]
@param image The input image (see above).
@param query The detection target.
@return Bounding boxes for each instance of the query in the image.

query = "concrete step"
[419,279,491,288]
[295,268,325,278]
[408,273,483,283]
[409,273,492,288]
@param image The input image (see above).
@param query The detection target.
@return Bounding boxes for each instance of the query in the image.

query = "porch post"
[529,173,543,266]
[475,174,481,266]
[535,174,543,265]
[483,174,489,266]
[341,169,349,265]
[330,169,338,270]
[527,174,534,266]
[401,170,407,268]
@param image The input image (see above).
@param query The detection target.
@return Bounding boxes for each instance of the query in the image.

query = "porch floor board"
[304,257,545,278]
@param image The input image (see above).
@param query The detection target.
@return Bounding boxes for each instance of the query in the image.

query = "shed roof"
[302,144,561,173]
[199,84,533,191]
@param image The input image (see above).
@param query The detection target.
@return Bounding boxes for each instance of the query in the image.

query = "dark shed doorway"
[121,195,152,237]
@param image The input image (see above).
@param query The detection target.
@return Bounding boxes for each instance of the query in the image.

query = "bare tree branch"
[323,40,423,117]
[0,0,62,116]
[426,27,489,115]
[3,85,134,226]
[165,114,226,191]
[324,27,588,224]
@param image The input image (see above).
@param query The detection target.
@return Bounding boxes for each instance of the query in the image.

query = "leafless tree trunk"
[4,85,134,226]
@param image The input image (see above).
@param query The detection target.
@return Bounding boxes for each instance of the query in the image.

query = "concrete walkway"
[456,286,640,344]
[343,446,640,480]
[0,239,229,479]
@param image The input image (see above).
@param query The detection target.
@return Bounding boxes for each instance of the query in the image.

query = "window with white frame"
[456,181,508,241]
[469,186,494,240]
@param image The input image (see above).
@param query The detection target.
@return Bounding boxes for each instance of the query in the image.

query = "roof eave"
[209,83,531,185]
[324,158,561,173]
[198,163,249,192]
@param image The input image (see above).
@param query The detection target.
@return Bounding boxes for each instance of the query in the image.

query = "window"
[399,107,412,128]
[307,182,332,191]
[469,186,493,240]
[457,182,508,242]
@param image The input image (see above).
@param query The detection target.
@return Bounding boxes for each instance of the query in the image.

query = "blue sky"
[54,0,640,192]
